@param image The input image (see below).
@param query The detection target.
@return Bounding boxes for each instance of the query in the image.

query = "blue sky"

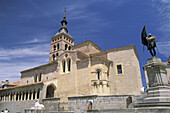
[0,0,170,87]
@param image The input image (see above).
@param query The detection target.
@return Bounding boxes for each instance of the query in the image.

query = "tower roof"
[58,8,68,34]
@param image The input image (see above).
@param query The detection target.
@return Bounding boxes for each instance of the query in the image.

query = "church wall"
[20,62,58,85]
[43,52,78,102]
[76,60,91,96]
[107,47,142,95]
[68,95,133,113]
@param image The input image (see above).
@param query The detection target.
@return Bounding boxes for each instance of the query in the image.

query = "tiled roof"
[8,81,20,86]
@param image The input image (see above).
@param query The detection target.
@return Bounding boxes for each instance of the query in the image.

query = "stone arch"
[46,84,56,98]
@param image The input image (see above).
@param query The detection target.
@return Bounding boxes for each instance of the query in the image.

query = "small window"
[62,60,66,73]
[52,54,55,61]
[35,74,38,82]
[96,69,101,80]
[67,58,71,72]
[117,64,123,74]
[65,44,68,50]
[68,46,71,50]
[39,73,42,82]
[56,53,59,56]
[57,43,59,49]
[53,45,56,51]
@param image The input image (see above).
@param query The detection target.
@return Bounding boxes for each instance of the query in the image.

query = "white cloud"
[0,43,50,82]
[157,41,170,57]
[0,44,49,60]
[19,38,48,44]
[152,0,170,57]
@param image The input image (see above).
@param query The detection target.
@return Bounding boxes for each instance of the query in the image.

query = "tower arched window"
[52,54,55,61]
[39,73,42,82]
[68,46,71,50]
[65,44,68,50]
[67,58,71,72]
[62,60,66,73]
[96,69,101,80]
[34,74,38,82]
[53,45,56,51]
[57,43,59,50]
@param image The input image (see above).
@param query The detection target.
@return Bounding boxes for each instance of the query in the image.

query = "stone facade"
[0,11,143,113]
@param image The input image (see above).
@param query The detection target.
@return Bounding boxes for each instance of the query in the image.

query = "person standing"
[1,110,4,113]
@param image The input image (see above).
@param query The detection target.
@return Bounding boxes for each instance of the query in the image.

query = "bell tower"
[49,9,74,63]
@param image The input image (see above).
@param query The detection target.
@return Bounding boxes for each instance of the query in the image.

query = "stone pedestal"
[144,57,168,87]
[134,57,170,108]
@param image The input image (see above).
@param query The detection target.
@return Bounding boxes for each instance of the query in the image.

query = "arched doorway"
[46,84,56,98]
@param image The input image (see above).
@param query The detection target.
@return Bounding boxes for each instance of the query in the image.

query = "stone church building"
[0,11,143,112]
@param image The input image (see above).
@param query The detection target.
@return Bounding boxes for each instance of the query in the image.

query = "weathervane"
[141,25,157,57]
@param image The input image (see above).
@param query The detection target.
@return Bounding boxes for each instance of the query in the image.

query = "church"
[0,10,143,113]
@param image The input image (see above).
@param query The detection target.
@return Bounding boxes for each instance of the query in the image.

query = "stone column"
[4,95,5,102]
[14,93,16,101]
[20,92,23,101]
[99,82,103,94]
[28,91,30,100]
[65,59,68,73]
[35,89,38,99]
[103,83,107,94]
[18,93,20,101]
[24,92,26,100]
[31,90,34,100]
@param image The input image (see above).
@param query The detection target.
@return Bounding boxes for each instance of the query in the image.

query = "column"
[21,92,23,101]
[31,90,33,100]
[24,92,26,100]
[99,83,103,94]
[0,95,2,102]
[17,93,20,101]
[14,93,16,101]
[4,95,5,102]
[28,91,30,100]
[35,90,37,99]
[65,58,68,73]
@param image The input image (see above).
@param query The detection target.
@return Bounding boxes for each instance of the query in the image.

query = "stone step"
[48,111,74,113]
[143,97,170,103]
[134,102,170,108]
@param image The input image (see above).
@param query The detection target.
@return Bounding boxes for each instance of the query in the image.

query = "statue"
[141,25,157,56]
[30,99,44,110]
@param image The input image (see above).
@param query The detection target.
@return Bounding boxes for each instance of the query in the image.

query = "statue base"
[144,56,168,87]
[133,57,170,108]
